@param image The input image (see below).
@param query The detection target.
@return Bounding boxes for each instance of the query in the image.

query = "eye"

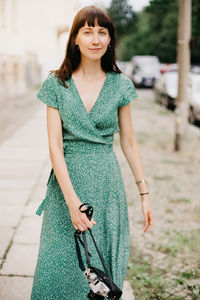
[99,31,106,35]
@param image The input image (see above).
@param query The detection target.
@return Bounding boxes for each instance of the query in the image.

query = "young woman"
[31,5,153,300]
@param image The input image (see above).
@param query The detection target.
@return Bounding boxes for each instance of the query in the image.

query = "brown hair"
[50,5,121,88]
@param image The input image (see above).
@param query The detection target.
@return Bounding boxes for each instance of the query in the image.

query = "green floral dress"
[30,70,138,300]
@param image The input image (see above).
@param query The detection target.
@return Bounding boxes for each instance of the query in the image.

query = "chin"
[84,53,103,60]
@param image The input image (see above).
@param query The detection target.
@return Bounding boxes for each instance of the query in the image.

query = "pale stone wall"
[0,0,80,103]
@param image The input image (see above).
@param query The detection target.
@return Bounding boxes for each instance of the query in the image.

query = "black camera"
[88,290,105,300]
[74,203,122,300]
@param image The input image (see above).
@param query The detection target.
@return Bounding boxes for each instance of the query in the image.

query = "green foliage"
[107,0,137,41]
[191,0,200,63]
[107,0,200,63]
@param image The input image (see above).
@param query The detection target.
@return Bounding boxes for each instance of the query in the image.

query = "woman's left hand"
[141,195,153,232]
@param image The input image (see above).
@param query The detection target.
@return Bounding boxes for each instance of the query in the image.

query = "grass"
[153,175,173,181]
[128,228,200,299]
[169,197,190,203]
[193,206,200,223]
[136,131,149,145]
[160,159,188,165]
[127,256,168,299]
[158,109,171,115]
[128,253,200,299]
[151,229,199,258]
[165,208,173,213]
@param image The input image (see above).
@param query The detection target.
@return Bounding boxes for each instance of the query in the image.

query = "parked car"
[188,73,200,124]
[154,71,178,110]
[116,60,133,78]
[160,63,178,74]
[130,55,160,88]
[155,70,200,125]
[190,65,200,74]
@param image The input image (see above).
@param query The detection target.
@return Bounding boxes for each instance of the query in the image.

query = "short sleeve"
[118,74,138,108]
[37,73,58,108]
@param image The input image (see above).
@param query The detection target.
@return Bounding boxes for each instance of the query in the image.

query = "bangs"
[75,6,112,32]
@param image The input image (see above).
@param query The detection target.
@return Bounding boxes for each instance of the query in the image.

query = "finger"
[144,218,153,232]
[144,223,153,232]
[82,223,89,230]
[81,217,92,229]
[91,218,96,224]
[149,211,154,225]
[85,222,93,229]
[78,226,85,232]
[82,215,94,227]
[143,214,148,228]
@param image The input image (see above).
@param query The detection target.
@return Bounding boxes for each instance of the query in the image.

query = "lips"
[89,48,102,50]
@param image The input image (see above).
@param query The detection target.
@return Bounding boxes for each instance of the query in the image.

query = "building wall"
[0,0,80,103]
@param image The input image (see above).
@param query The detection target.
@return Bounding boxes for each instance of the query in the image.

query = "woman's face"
[75,19,111,61]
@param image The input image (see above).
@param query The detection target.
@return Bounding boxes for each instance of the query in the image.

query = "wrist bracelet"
[140,192,149,196]
[136,178,148,185]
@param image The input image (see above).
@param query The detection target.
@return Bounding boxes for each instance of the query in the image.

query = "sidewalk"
[0,103,135,300]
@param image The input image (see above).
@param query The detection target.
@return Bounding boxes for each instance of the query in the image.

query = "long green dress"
[30,70,138,300]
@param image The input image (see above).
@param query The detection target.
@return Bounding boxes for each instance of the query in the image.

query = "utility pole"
[174,0,191,151]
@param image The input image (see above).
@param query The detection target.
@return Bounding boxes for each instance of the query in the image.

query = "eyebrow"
[81,27,107,30]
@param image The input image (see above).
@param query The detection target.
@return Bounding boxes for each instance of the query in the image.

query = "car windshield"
[136,63,160,74]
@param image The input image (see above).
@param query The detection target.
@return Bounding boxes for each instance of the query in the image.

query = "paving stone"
[0,179,35,190]
[0,244,38,276]
[0,162,41,180]
[0,228,14,258]
[0,146,48,161]
[29,184,47,203]
[0,207,24,227]
[23,201,43,217]
[123,280,135,300]
[0,276,33,300]
[0,190,30,206]
[13,217,42,244]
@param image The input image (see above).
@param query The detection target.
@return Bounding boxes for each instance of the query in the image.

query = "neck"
[74,56,105,80]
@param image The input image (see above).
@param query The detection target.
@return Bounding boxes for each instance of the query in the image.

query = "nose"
[92,33,100,44]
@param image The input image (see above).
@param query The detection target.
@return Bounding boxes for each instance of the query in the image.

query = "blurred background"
[0,0,199,299]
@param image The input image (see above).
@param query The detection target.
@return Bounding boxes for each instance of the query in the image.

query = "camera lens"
[87,290,105,300]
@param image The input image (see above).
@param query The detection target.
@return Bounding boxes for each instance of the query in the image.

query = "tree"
[107,0,137,43]
[191,0,200,64]
[108,0,200,63]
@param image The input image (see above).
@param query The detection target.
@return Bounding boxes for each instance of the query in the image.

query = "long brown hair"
[50,5,121,88]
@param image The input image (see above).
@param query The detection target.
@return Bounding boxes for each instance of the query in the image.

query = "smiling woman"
[74,19,111,66]
[30,4,153,300]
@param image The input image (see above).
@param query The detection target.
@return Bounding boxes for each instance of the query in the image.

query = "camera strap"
[74,203,116,292]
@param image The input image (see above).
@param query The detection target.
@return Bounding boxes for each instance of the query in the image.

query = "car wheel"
[188,106,195,124]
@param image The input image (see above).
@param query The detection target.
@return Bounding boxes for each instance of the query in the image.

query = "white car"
[154,71,200,125]
[188,73,200,124]
[154,71,178,109]
[131,56,160,88]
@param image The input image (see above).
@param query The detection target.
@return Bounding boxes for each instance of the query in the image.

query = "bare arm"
[118,103,153,232]
[46,106,96,231]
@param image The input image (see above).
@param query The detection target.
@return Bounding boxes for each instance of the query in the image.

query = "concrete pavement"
[0,103,135,300]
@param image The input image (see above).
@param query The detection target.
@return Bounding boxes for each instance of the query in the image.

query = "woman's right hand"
[68,199,96,232]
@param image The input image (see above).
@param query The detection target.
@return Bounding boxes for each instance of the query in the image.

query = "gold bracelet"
[136,178,148,185]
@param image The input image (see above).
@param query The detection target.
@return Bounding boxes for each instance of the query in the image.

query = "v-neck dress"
[31,71,138,300]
